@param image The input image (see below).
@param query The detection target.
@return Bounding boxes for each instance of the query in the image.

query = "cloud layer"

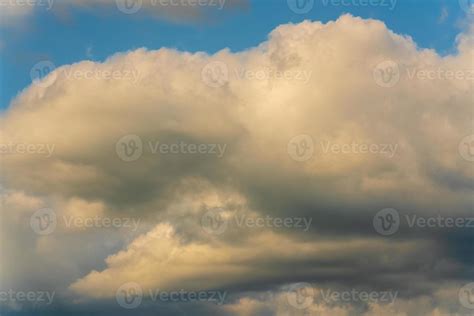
[1,14,473,315]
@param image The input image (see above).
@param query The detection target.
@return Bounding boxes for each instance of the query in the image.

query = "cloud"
[0,0,249,26]
[1,14,473,315]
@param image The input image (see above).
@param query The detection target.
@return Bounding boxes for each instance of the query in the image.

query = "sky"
[0,0,474,316]
[0,0,471,108]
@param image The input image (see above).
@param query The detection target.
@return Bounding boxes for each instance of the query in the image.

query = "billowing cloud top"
[1,14,473,316]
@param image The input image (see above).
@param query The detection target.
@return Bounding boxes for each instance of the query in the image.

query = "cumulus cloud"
[1,14,473,315]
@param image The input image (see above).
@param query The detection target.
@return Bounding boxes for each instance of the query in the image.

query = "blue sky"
[0,0,469,109]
